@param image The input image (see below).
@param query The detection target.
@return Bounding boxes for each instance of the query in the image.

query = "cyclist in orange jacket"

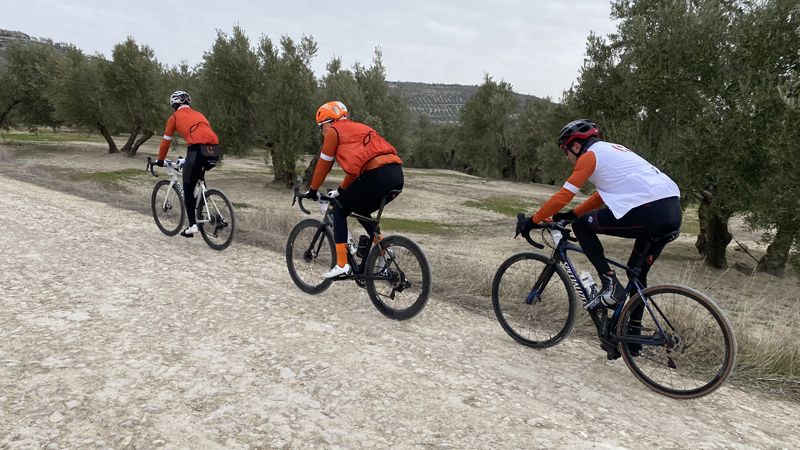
[157,91,220,237]
[302,101,404,278]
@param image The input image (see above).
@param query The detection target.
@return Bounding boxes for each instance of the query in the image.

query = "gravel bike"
[146,156,235,251]
[286,187,431,320]
[492,214,737,399]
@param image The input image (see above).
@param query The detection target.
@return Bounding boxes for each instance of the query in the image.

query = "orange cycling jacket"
[157,105,219,160]
[310,119,402,190]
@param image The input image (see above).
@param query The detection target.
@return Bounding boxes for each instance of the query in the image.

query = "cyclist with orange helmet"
[519,119,682,309]
[157,90,220,237]
[302,101,404,278]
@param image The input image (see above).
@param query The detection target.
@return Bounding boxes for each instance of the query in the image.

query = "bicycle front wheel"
[151,180,185,236]
[286,219,336,294]
[617,284,737,399]
[365,235,431,320]
[491,253,577,348]
[198,189,235,251]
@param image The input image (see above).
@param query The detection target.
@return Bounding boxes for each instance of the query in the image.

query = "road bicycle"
[145,156,235,251]
[491,214,737,399]
[286,188,431,320]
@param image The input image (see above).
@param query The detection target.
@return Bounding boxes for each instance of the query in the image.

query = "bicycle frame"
[293,189,398,286]
[156,161,216,226]
[529,228,669,348]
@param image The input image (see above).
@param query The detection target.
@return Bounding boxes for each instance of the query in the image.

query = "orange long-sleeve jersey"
[532,151,604,223]
[309,125,402,191]
[157,105,219,160]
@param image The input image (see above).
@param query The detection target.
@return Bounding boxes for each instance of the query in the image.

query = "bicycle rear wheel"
[365,235,431,320]
[617,284,737,399]
[286,219,336,294]
[197,189,235,250]
[491,253,577,348]
[151,180,185,236]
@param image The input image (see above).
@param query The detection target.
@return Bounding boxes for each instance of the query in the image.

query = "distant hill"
[0,29,68,70]
[388,81,545,124]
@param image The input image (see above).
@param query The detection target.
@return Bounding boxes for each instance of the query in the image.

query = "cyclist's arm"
[157,115,177,160]
[532,152,597,223]
[573,192,604,216]
[309,128,338,191]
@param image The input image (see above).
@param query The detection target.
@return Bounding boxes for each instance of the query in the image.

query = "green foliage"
[105,37,164,134]
[404,116,461,169]
[260,35,318,186]
[457,74,521,179]
[198,26,261,156]
[50,47,118,133]
[0,41,60,129]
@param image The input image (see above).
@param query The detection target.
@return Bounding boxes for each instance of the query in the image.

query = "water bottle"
[346,231,357,255]
[579,271,598,298]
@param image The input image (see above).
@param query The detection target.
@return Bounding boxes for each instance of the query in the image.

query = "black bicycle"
[492,214,737,399]
[286,188,432,320]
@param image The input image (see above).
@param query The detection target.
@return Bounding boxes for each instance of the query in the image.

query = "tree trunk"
[120,125,141,153]
[695,194,732,269]
[98,122,119,153]
[0,100,22,131]
[129,129,153,157]
[301,154,320,189]
[757,224,797,277]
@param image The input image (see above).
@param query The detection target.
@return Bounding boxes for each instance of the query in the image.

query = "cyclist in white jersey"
[518,119,682,309]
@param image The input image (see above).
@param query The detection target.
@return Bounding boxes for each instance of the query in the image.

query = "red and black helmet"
[557,119,600,150]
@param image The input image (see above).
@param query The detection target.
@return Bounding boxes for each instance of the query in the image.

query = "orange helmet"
[316,101,348,125]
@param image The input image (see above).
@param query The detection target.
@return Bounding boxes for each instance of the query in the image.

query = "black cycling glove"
[553,210,577,222]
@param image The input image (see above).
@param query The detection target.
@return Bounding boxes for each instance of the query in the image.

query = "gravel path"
[1,174,797,449]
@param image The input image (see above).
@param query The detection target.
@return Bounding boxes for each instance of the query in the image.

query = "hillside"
[389,81,545,124]
[0,28,68,71]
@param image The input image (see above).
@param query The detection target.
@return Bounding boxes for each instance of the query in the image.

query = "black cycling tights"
[331,164,404,244]
[571,196,682,288]
[183,145,213,226]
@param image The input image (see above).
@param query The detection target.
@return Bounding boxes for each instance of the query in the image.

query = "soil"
[1,141,798,448]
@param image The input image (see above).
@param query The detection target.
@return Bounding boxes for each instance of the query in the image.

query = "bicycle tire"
[364,235,431,320]
[617,284,737,399]
[197,189,235,251]
[286,218,336,295]
[151,179,185,236]
[491,252,578,348]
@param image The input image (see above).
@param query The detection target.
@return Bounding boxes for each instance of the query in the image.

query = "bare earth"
[1,173,799,448]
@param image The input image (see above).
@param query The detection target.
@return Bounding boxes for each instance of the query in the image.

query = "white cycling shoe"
[323,264,350,278]
[181,224,199,238]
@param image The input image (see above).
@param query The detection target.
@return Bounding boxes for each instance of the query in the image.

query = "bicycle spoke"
[619,285,735,399]
[492,254,577,348]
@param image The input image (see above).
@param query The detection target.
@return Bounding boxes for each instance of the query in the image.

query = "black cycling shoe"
[598,272,627,307]
[600,342,621,360]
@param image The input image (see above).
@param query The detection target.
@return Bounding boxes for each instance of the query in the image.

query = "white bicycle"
[146,156,235,250]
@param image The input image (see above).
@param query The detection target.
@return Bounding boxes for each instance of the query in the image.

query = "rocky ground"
[1,169,799,448]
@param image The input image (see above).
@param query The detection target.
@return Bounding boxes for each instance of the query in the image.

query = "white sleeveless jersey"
[586,141,680,218]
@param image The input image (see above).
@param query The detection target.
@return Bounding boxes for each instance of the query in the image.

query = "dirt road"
[1,174,797,449]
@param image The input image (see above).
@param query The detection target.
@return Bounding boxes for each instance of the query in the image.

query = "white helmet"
[169,90,191,109]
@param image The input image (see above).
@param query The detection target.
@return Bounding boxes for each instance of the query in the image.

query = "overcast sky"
[4,0,618,100]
